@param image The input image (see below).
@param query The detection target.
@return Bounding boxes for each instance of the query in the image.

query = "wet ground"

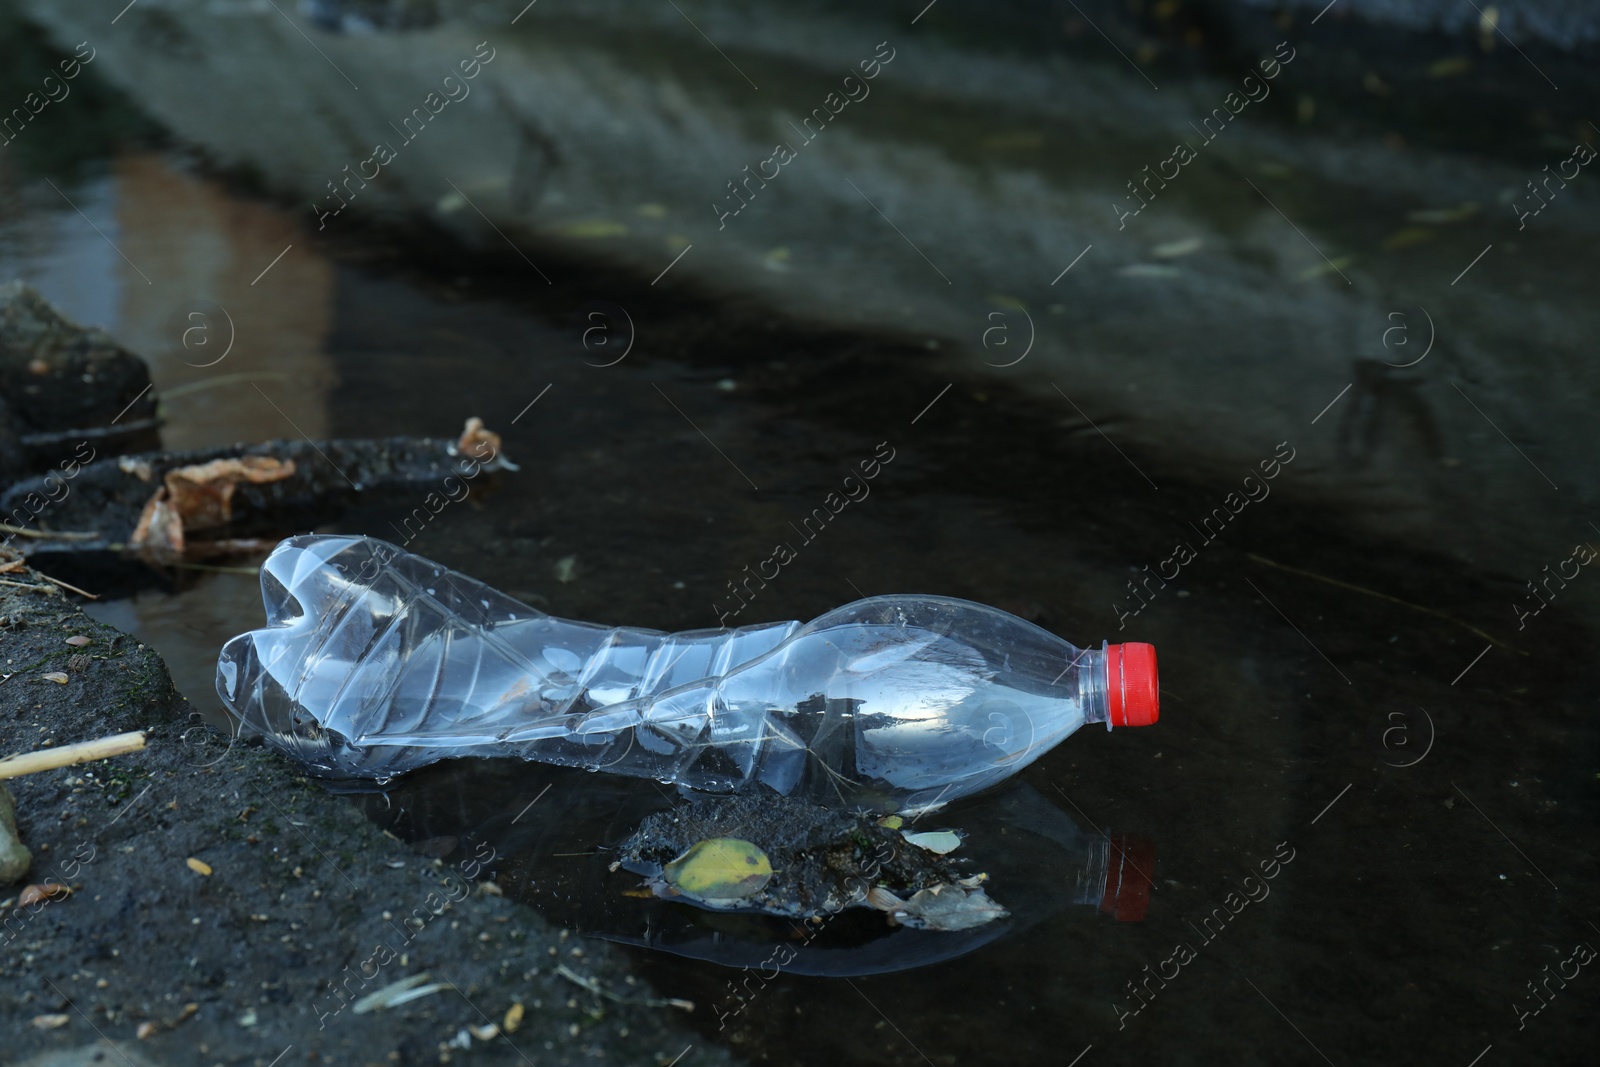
[2,3,1597,1066]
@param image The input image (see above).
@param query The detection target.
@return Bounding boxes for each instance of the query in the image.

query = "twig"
[0,578,56,595]
[555,964,694,1011]
[0,524,99,541]
[0,731,147,779]
[32,571,99,600]
[1245,553,1520,653]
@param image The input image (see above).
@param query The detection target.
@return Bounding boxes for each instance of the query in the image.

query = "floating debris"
[617,794,1006,928]
[186,857,213,877]
[663,837,774,903]
[868,883,1009,932]
[902,829,963,855]
[130,456,298,562]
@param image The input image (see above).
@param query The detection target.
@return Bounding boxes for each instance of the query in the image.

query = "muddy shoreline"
[1,562,732,1067]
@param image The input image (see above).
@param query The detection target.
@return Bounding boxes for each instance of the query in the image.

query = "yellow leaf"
[503,1001,525,1034]
[664,838,773,900]
[186,857,213,876]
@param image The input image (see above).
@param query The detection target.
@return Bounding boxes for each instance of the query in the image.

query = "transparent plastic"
[218,535,1136,811]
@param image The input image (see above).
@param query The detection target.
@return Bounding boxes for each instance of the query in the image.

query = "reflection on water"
[352,760,1152,980]
[0,152,334,450]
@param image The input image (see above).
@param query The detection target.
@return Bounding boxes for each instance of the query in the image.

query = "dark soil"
[0,555,734,1067]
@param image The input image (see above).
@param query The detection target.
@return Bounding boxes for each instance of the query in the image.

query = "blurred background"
[1,1,1595,1064]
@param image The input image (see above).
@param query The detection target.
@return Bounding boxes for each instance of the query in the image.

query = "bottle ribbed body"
[219,535,1111,807]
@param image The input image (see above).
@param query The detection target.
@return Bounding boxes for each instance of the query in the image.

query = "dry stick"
[32,570,99,600]
[0,731,147,779]
[0,523,99,541]
[1244,553,1519,653]
[0,577,55,595]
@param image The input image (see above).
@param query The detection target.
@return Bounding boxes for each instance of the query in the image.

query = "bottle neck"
[1078,644,1112,729]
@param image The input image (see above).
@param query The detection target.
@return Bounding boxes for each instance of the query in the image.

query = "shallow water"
[3,4,1597,1065]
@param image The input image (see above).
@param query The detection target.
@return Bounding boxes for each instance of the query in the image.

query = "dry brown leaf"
[456,417,501,460]
[165,456,297,532]
[18,882,72,907]
[130,456,297,560]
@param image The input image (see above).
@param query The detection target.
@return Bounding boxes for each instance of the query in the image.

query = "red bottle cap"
[1105,642,1159,727]
[1099,834,1155,921]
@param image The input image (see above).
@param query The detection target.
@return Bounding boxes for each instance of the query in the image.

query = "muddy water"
[2,10,1597,1067]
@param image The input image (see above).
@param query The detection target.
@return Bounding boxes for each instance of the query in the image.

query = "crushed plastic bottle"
[218,535,1159,811]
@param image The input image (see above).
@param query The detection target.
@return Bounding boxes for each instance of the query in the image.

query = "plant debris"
[615,794,1007,927]
[129,456,298,562]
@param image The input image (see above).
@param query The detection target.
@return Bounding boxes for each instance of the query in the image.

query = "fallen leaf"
[30,1013,69,1030]
[890,884,1009,931]
[469,1023,500,1040]
[117,456,154,482]
[18,882,71,906]
[166,456,297,532]
[64,636,90,647]
[186,857,213,876]
[136,1021,158,1039]
[41,672,68,684]
[553,556,578,583]
[130,455,297,560]
[503,1001,525,1034]
[876,815,903,830]
[902,829,963,855]
[664,838,773,902]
